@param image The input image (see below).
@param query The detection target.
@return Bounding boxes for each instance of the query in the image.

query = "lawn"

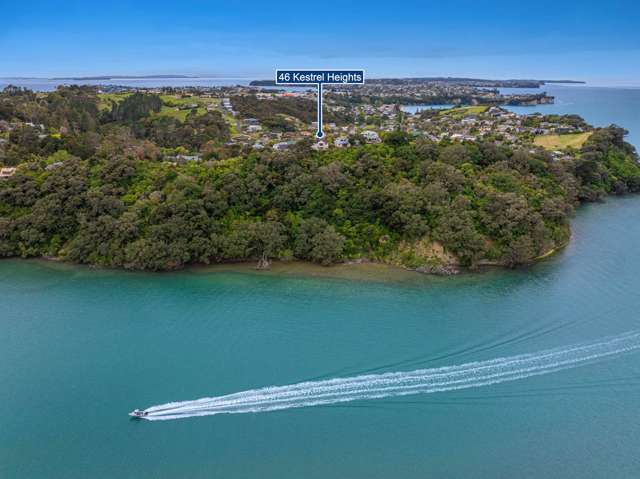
[533,132,592,150]
[159,94,203,106]
[439,105,488,118]
[156,106,207,121]
[157,94,218,121]
[159,94,217,108]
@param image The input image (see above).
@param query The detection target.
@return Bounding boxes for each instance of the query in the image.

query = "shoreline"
[0,239,570,283]
[534,239,571,261]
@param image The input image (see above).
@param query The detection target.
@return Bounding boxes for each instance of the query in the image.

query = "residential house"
[0,167,17,178]
[311,140,329,151]
[334,137,350,148]
[273,141,294,151]
[361,130,381,143]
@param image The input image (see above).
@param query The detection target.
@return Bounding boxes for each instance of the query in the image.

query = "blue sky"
[2,0,639,85]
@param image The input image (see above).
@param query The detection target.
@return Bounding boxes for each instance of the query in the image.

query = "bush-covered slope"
[1,86,639,272]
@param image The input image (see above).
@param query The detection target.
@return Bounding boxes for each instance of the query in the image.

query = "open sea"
[1,80,640,478]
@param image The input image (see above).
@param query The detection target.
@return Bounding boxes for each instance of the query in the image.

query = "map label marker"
[275,69,365,139]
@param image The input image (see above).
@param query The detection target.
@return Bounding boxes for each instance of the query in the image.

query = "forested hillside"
[1,86,639,272]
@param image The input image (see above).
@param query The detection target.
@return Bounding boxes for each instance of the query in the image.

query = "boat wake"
[140,331,640,421]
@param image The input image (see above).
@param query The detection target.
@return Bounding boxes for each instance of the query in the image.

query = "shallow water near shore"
[2,196,640,478]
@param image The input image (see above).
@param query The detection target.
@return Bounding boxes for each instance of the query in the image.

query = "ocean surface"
[3,198,640,478]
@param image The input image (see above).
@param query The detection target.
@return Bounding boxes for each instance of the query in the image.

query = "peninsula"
[0,82,638,273]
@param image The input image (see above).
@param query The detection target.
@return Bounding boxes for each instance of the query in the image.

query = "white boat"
[129,409,148,418]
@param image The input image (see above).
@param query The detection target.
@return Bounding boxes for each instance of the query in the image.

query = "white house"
[0,167,17,178]
[311,140,329,151]
[362,131,381,143]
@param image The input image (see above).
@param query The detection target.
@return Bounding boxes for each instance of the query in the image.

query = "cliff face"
[379,225,570,275]
[506,94,555,106]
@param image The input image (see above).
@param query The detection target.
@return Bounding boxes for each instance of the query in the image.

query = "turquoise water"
[2,196,640,478]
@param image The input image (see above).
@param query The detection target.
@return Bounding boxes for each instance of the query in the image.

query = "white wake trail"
[140,331,640,421]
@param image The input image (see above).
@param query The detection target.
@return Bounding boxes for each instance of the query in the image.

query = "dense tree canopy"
[108,93,162,123]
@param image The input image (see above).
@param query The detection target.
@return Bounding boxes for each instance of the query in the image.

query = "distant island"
[50,75,199,81]
[250,77,585,88]
[542,80,587,84]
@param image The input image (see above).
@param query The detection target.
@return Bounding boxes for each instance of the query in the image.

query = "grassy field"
[157,105,207,121]
[159,94,217,108]
[533,132,592,150]
[439,105,488,118]
[225,115,239,135]
[159,94,203,106]
[156,94,217,121]
[97,93,130,111]
[98,93,219,121]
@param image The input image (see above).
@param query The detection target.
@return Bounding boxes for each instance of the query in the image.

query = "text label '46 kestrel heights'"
[275,69,365,138]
